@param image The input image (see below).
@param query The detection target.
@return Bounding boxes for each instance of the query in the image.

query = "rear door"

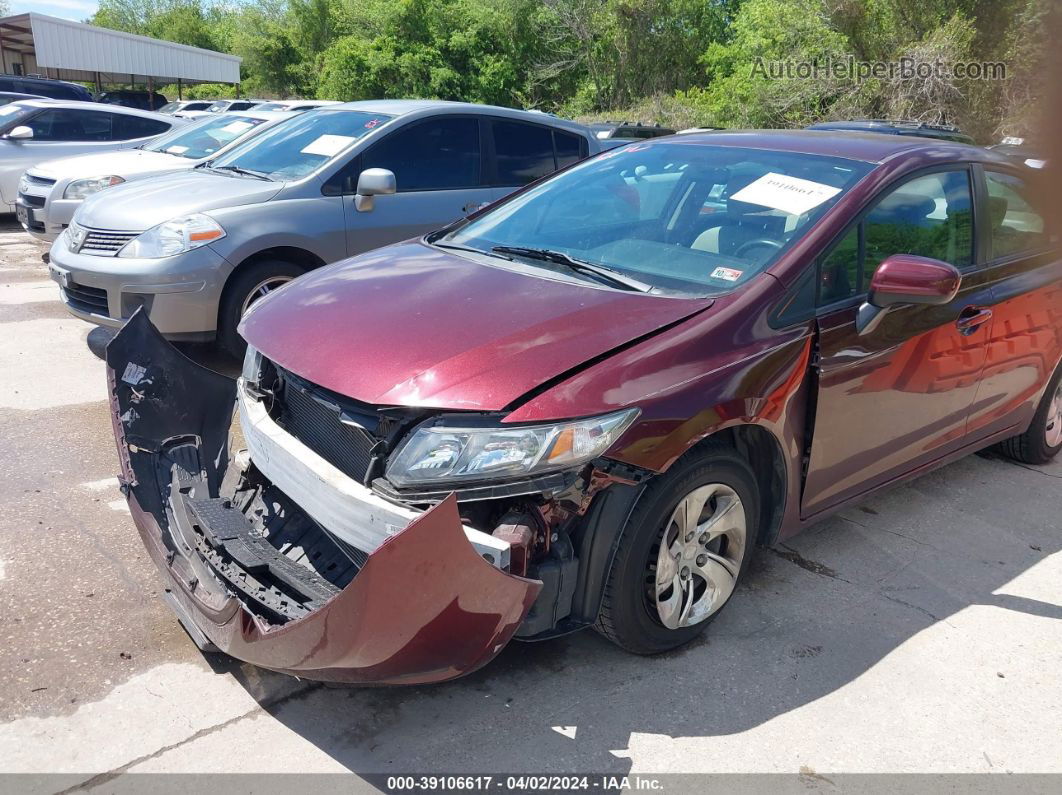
[801,166,995,516]
[339,115,492,255]
[965,166,1062,439]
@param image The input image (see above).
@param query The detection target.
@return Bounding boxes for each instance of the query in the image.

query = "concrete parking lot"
[0,217,1059,784]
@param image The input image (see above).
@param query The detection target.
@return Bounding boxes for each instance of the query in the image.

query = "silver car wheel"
[650,483,746,630]
[241,276,292,316]
[1046,384,1062,448]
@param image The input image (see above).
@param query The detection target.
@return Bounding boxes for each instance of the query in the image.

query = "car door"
[964,166,1062,439]
[339,115,493,255]
[487,119,588,203]
[0,107,116,206]
[801,166,995,517]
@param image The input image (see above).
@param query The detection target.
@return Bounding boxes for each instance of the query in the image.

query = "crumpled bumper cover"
[105,310,541,684]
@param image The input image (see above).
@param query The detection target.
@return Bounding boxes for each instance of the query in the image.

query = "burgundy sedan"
[106,131,1062,682]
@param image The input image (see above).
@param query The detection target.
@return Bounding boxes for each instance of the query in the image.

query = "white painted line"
[108,499,130,514]
[81,477,119,492]
[0,559,6,581]
[552,726,577,739]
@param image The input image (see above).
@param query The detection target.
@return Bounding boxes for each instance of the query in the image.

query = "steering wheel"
[734,238,784,258]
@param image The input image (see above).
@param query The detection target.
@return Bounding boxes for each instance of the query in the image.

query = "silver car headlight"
[118,213,225,259]
[63,175,125,200]
[385,409,639,487]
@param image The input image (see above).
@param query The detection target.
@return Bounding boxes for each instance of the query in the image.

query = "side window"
[984,171,1047,259]
[361,117,481,192]
[864,170,973,277]
[112,114,170,140]
[554,130,585,169]
[818,225,861,304]
[493,121,555,186]
[813,169,972,309]
[24,109,111,142]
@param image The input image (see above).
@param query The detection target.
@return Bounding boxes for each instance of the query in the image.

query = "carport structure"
[0,12,241,100]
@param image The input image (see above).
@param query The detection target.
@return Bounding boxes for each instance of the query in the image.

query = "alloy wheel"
[648,483,746,629]
[240,276,293,316]
[1046,384,1062,448]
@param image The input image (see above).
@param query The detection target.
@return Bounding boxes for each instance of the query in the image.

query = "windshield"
[157,102,182,114]
[440,142,872,296]
[0,102,32,127]
[206,101,231,113]
[144,114,267,159]
[209,109,393,181]
[254,102,288,112]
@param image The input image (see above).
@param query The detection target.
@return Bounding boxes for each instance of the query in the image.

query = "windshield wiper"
[211,165,273,181]
[434,242,513,261]
[491,246,653,293]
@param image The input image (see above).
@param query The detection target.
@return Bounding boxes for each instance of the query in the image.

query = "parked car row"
[5,99,1059,686]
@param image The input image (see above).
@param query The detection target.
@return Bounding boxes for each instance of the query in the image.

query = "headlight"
[63,175,125,200]
[118,213,225,259]
[385,409,639,487]
[241,344,263,384]
[17,175,30,194]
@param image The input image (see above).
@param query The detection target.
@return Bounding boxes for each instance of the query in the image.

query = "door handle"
[956,306,992,335]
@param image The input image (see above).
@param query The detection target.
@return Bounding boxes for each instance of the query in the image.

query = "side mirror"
[354,168,396,212]
[6,125,33,141]
[856,254,961,335]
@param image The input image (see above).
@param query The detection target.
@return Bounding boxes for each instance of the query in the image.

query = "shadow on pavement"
[212,452,1061,774]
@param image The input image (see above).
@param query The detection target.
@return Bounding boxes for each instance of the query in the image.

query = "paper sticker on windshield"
[730,172,842,216]
[301,134,355,157]
[710,266,743,282]
[165,145,189,154]
[221,120,253,135]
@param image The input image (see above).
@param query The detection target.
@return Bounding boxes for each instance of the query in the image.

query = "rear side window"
[554,130,586,169]
[493,121,555,185]
[112,114,170,140]
[23,108,111,141]
[361,117,481,191]
[984,171,1047,258]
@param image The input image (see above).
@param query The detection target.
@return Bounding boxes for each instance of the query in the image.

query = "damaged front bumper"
[106,311,541,684]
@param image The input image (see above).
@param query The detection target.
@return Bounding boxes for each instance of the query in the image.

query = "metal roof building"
[0,12,241,87]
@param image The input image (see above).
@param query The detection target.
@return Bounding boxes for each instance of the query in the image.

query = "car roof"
[330,99,592,133]
[659,129,1010,166]
[10,98,178,120]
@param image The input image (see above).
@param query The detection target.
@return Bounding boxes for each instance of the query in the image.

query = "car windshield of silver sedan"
[144,114,267,160]
[439,143,872,296]
[207,110,393,181]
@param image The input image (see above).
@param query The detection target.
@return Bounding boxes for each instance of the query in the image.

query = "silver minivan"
[48,100,598,355]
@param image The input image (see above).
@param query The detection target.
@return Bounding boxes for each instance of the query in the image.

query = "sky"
[9,0,100,22]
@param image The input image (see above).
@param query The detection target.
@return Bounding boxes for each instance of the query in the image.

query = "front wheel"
[217,259,303,359]
[596,446,760,655]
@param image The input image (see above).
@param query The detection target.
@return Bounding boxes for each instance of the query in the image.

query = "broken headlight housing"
[385,409,639,487]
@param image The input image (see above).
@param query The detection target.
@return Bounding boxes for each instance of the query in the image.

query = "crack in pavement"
[53,681,324,792]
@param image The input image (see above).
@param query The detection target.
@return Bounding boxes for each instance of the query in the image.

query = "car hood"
[31,149,192,182]
[240,241,713,411]
[76,170,281,231]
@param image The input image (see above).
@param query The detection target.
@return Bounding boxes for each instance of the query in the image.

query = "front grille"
[63,282,109,315]
[80,228,137,256]
[18,192,44,209]
[273,376,377,483]
[23,174,56,188]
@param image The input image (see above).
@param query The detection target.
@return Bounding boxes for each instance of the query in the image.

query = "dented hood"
[240,241,712,411]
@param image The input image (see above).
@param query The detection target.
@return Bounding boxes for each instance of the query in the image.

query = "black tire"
[997,363,1062,465]
[595,444,760,655]
[217,259,304,359]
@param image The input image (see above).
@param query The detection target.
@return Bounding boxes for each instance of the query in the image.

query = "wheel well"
[686,425,786,546]
[219,247,324,313]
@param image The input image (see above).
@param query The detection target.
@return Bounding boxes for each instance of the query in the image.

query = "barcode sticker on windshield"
[221,121,253,134]
[300,134,355,157]
[710,266,743,282]
[165,145,189,154]
[730,172,841,216]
